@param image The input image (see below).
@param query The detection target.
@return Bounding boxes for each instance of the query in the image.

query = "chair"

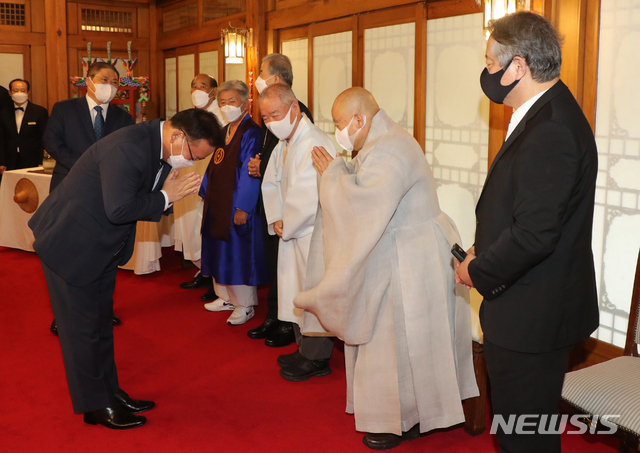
[561,249,640,453]
[463,290,488,436]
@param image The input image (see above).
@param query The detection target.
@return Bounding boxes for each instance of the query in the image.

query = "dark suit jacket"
[0,101,49,169]
[469,80,599,353]
[29,119,170,287]
[0,86,12,112]
[44,96,134,191]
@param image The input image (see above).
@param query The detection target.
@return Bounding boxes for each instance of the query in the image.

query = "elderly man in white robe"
[260,83,338,381]
[295,87,478,450]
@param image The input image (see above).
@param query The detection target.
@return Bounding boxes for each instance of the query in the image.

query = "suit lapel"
[483,81,570,182]
[77,96,97,143]
[477,81,570,209]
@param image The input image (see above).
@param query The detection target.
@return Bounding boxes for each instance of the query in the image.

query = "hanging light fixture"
[477,0,532,39]
[221,23,250,65]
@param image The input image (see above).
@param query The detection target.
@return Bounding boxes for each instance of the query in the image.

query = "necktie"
[14,107,24,111]
[152,160,165,191]
[94,105,104,140]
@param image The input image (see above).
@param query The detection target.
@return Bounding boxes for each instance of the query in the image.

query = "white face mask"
[88,78,117,104]
[167,135,195,170]
[220,104,244,123]
[265,104,298,140]
[334,115,366,152]
[11,92,28,104]
[255,74,276,94]
[191,89,213,109]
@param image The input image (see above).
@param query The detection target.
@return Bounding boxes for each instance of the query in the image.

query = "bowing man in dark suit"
[0,79,49,174]
[28,109,224,429]
[44,62,133,333]
[455,12,599,453]
[44,62,134,192]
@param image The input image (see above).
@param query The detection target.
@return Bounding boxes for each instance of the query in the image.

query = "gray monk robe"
[294,109,478,435]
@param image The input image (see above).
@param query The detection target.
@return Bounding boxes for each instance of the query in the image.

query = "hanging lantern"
[478,0,532,39]
[221,24,249,65]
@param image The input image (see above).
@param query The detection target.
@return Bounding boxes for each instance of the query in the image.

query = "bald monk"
[294,88,478,450]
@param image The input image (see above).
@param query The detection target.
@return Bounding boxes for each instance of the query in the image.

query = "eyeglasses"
[180,129,196,161]
[94,76,119,88]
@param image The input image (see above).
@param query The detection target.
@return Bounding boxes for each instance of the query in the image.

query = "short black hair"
[87,62,120,79]
[9,78,30,92]
[170,108,225,148]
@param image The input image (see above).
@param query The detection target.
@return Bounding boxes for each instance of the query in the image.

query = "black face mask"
[480,63,520,104]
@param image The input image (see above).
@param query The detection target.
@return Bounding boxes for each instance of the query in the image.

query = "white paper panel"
[591,0,640,347]
[225,60,246,83]
[199,50,219,83]
[364,22,415,136]
[164,57,177,119]
[178,54,195,112]
[0,54,23,88]
[426,13,489,251]
[313,31,352,158]
[281,39,309,108]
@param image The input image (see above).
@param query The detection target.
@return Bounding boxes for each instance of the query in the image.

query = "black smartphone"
[451,243,467,262]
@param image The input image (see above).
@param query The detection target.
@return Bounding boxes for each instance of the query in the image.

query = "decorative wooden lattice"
[163,3,197,33]
[0,2,26,27]
[81,8,132,33]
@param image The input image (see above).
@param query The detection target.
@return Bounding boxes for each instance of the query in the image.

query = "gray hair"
[217,80,250,103]
[258,83,297,107]
[488,11,562,83]
[262,53,293,87]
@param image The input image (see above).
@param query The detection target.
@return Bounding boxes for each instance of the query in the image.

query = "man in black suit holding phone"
[0,79,49,175]
[29,109,223,429]
[44,62,133,333]
[455,12,599,453]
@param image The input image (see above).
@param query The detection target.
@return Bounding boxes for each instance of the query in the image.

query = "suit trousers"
[484,339,572,453]
[293,323,335,361]
[41,259,120,414]
[261,207,279,320]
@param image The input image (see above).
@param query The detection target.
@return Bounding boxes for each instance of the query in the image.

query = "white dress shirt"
[14,100,28,153]
[505,88,550,141]
[86,95,108,126]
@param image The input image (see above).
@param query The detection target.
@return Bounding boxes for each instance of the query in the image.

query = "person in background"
[247,53,314,348]
[178,74,227,300]
[0,79,48,184]
[199,80,268,325]
[297,87,477,450]
[44,62,134,334]
[0,84,12,112]
[455,12,599,453]
[260,83,337,381]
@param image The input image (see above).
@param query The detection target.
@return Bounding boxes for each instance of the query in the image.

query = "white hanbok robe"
[262,115,336,325]
[294,109,478,435]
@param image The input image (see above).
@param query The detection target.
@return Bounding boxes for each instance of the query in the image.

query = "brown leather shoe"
[362,424,420,450]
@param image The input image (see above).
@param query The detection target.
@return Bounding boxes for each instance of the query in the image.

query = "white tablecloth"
[0,166,173,275]
[0,167,50,252]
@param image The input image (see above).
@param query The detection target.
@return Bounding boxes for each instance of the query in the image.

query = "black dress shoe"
[362,424,420,450]
[280,358,331,382]
[114,388,155,413]
[265,322,295,347]
[112,315,122,326]
[180,272,213,290]
[277,349,303,368]
[200,286,218,301]
[50,319,58,336]
[84,406,146,429]
[247,318,279,340]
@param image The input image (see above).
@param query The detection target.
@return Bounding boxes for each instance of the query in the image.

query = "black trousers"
[261,207,279,321]
[293,324,335,361]
[484,339,572,453]
[41,259,120,414]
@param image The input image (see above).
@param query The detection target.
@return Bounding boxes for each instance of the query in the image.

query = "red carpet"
[0,246,620,452]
